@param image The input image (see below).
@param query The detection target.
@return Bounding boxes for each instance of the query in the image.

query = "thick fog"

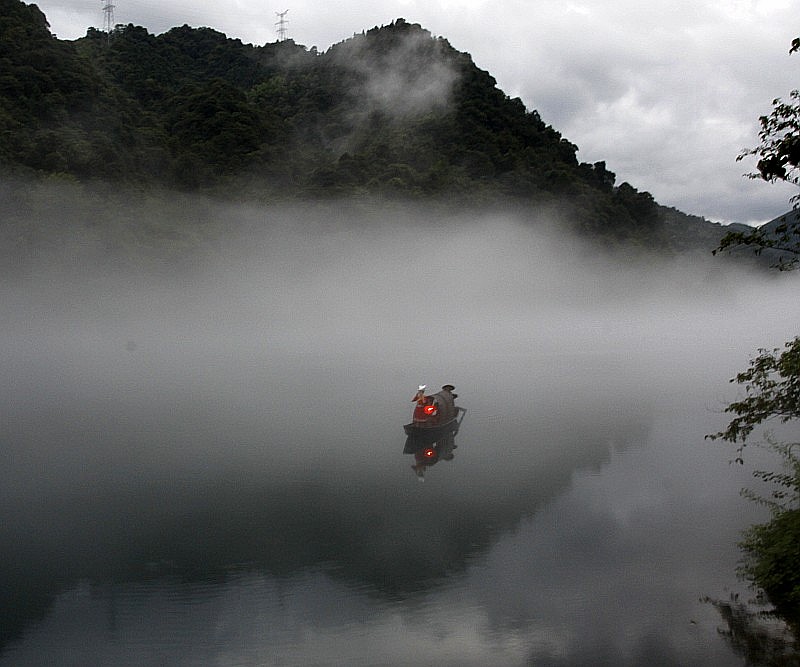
[2,184,799,663]
[4,196,789,471]
[2,188,797,533]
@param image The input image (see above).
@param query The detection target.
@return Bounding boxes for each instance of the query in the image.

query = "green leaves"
[712,42,800,626]
[718,37,800,274]
[167,79,263,175]
[744,89,800,188]
[709,338,800,626]
[710,341,800,628]
[714,216,800,270]
[708,338,800,447]
[736,42,800,202]
[739,508,800,626]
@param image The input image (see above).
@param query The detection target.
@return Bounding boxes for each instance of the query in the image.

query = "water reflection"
[704,594,799,665]
[0,405,765,667]
[0,351,655,654]
[405,427,459,479]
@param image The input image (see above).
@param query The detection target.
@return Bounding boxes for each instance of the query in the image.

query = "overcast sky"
[33,0,799,224]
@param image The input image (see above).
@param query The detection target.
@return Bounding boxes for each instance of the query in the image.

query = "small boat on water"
[403,384,465,479]
[403,384,466,447]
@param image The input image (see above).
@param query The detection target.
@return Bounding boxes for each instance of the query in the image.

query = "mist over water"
[2,189,799,664]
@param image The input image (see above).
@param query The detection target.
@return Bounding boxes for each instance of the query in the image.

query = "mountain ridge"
[0,3,756,256]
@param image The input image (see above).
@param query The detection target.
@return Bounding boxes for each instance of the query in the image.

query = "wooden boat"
[403,384,465,447]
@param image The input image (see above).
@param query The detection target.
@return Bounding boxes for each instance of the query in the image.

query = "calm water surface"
[1,209,798,665]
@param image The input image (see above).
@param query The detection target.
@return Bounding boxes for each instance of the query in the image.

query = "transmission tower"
[275,10,289,42]
[102,0,115,42]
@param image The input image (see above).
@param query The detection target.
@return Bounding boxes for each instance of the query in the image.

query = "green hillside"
[0,1,733,251]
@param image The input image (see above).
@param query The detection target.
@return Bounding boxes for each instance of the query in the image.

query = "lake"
[1,204,798,665]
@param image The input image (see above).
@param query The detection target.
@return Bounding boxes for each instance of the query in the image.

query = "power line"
[102,0,115,43]
[275,10,289,42]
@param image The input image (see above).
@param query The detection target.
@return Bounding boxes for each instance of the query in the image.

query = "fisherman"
[430,384,458,422]
[440,384,457,399]
[412,395,436,423]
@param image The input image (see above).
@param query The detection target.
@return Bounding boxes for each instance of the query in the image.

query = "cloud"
[459,0,800,222]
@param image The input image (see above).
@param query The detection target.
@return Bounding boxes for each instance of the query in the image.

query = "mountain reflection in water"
[0,350,761,666]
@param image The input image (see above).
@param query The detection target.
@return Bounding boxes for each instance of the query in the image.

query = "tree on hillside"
[709,339,800,455]
[707,317,800,643]
[714,40,800,270]
[708,37,800,638]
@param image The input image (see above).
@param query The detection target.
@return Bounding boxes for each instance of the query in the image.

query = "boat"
[403,384,465,447]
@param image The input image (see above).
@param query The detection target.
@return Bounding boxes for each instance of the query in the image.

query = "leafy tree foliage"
[709,38,800,632]
[714,213,800,270]
[739,88,800,190]
[708,339,800,454]
[708,341,800,631]
[740,501,800,628]
[167,79,264,178]
[715,38,800,269]
[0,0,99,170]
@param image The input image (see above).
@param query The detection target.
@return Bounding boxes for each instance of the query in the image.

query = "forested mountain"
[0,0,733,249]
